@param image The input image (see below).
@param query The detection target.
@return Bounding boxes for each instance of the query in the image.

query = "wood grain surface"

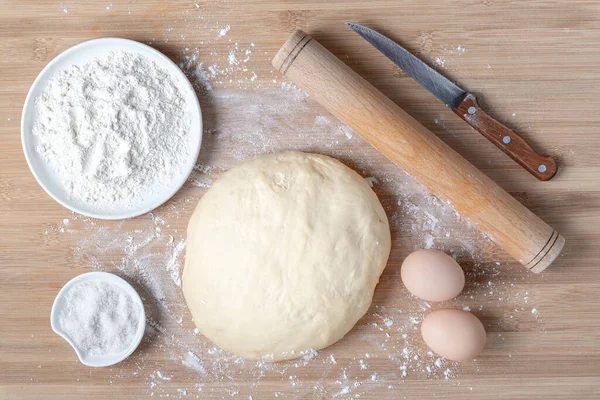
[1,1,599,399]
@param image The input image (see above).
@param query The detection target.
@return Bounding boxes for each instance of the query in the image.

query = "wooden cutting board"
[1,1,599,399]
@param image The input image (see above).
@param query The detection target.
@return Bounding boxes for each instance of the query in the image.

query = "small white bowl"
[50,272,146,367]
[21,38,202,220]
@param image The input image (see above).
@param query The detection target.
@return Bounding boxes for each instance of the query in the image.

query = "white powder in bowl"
[33,51,192,211]
[58,280,143,357]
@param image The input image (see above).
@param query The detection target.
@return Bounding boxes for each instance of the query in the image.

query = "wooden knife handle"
[452,93,557,181]
[273,30,564,273]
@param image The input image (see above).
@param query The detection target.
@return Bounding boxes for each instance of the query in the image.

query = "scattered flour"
[45,6,543,398]
[217,25,230,38]
[228,51,239,65]
[155,371,171,381]
[165,239,186,287]
[182,351,206,374]
[52,75,528,396]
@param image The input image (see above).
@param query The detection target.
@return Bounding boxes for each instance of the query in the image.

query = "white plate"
[21,38,202,220]
[50,272,146,367]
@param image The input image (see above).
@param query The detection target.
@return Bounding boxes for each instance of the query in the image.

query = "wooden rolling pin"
[273,30,564,273]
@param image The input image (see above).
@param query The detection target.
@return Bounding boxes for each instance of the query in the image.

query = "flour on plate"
[33,51,191,211]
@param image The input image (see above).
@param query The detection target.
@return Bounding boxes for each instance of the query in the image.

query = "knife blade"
[346,22,557,181]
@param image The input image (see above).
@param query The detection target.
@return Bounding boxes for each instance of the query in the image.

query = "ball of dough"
[183,151,391,361]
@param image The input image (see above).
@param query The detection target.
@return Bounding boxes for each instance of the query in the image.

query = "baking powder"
[59,280,142,356]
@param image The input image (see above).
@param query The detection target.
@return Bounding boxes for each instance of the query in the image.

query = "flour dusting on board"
[54,76,539,395]
[48,5,542,399]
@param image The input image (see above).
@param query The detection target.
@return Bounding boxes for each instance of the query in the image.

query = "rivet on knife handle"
[452,93,557,181]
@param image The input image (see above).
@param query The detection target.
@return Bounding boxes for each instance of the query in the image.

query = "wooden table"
[1,1,599,398]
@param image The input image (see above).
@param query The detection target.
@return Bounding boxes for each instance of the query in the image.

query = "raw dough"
[182,151,391,361]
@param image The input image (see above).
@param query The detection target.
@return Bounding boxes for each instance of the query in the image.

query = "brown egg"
[401,249,464,302]
[421,309,487,361]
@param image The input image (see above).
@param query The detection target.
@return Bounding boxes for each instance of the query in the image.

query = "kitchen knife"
[347,22,557,181]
